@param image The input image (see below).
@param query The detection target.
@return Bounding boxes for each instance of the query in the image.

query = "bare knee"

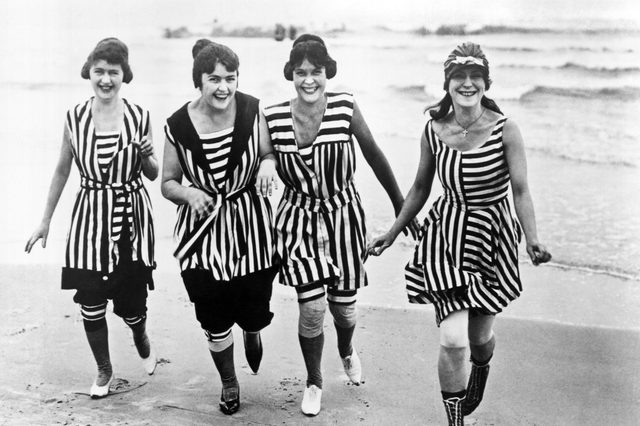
[468,314,495,345]
[439,310,468,348]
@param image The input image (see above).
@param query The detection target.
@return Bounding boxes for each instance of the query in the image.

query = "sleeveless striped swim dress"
[164,92,275,281]
[264,92,367,303]
[405,117,522,325]
[62,97,155,290]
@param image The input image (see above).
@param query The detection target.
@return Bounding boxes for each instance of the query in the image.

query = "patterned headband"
[448,56,485,67]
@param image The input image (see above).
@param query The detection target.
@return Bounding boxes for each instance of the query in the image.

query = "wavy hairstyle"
[283,34,337,81]
[427,42,502,120]
[191,38,240,89]
[80,37,133,83]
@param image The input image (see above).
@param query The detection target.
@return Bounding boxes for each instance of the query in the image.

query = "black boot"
[243,331,263,374]
[463,336,495,415]
[462,359,490,415]
[442,392,465,426]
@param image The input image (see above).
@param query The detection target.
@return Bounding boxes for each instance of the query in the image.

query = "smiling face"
[199,62,238,111]
[90,59,123,100]
[447,66,486,108]
[293,58,327,105]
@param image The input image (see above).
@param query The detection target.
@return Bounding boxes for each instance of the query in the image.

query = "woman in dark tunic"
[161,39,277,415]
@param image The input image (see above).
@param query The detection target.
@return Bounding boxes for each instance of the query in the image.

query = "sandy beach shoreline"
[1,259,638,425]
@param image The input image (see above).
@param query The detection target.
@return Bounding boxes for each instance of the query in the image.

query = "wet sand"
[1,258,638,425]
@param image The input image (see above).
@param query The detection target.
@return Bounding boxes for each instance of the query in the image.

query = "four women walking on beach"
[25,34,551,425]
[263,34,419,416]
[25,38,159,398]
[161,39,278,415]
[368,42,551,425]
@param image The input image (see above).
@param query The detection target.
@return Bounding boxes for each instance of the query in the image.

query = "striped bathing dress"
[405,117,522,325]
[164,92,275,281]
[264,92,367,304]
[62,98,155,291]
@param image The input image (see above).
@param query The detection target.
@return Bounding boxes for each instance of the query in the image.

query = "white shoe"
[141,348,157,375]
[90,373,114,399]
[341,347,362,384]
[301,385,322,416]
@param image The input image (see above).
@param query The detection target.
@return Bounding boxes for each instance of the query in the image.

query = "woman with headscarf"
[161,39,277,415]
[25,38,158,398]
[367,42,551,425]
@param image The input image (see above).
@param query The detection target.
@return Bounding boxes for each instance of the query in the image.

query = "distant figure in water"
[367,42,551,425]
[274,23,286,41]
[288,25,298,40]
[25,38,159,398]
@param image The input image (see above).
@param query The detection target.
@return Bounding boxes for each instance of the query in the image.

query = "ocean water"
[1,1,638,285]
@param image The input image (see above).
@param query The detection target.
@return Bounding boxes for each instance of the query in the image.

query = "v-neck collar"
[89,97,127,177]
[290,96,328,151]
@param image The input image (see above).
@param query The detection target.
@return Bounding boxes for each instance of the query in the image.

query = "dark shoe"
[462,361,490,415]
[219,386,240,415]
[443,395,464,426]
[243,331,263,374]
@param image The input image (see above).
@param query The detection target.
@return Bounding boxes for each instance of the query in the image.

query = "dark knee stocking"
[299,333,324,388]
[125,316,150,359]
[84,320,112,385]
[334,323,355,358]
[209,344,237,388]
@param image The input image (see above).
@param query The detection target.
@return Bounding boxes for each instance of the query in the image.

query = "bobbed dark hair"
[81,37,133,83]
[428,42,502,120]
[191,38,240,89]
[283,34,337,81]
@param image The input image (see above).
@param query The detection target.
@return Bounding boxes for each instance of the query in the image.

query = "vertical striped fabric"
[64,98,155,276]
[95,132,119,175]
[164,102,274,281]
[264,92,368,290]
[200,127,233,189]
[405,118,522,324]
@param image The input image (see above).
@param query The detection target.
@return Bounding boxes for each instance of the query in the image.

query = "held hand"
[255,159,278,197]
[25,222,50,253]
[187,188,215,222]
[401,217,422,240]
[132,137,154,159]
[366,232,397,258]
[394,202,422,240]
[526,242,552,266]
